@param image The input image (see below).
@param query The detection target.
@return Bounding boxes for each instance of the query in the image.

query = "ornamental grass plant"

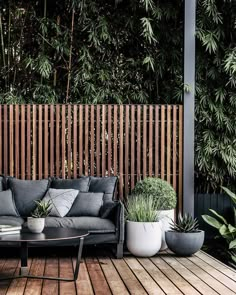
[126,195,158,222]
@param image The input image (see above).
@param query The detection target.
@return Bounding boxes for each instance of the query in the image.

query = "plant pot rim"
[27,217,45,219]
[157,208,175,211]
[166,230,204,234]
[126,220,160,224]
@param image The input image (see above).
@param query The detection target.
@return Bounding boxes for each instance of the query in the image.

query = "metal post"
[183,0,196,216]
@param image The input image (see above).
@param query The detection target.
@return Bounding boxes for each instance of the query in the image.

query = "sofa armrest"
[114,201,125,243]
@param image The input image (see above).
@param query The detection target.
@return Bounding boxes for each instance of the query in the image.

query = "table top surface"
[0,228,89,242]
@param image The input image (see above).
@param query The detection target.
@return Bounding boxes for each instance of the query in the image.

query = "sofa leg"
[116,243,123,259]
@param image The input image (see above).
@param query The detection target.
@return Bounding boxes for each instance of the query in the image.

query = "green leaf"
[229,239,236,249]
[222,187,236,205]
[209,209,228,224]
[202,215,223,229]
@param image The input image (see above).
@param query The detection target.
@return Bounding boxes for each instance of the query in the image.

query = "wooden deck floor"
[0,250,235,295]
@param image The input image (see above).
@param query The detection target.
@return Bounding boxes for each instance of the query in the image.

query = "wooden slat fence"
[0,104,183,206]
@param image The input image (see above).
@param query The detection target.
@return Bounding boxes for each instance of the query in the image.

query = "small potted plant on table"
[126,195,162,257]
[27,200,52,233]
[165,213,205,256]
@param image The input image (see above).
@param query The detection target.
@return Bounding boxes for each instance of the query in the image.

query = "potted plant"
[165,213,205,256]
[27,200,52,233]
[132,177,177,250]
[126,195,162,257]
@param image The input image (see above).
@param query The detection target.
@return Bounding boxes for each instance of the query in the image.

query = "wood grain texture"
[1,251,235,295]
[0,104,183,205]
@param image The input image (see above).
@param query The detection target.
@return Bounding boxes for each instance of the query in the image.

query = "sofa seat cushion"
[44,217,116,233]
[0,216,25,226]
[8,178,49,216]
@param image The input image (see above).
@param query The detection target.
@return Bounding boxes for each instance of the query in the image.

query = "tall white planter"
[157,209,175,251]
[126,221,162,257]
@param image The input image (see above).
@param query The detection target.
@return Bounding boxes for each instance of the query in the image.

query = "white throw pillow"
[42,188,79,217]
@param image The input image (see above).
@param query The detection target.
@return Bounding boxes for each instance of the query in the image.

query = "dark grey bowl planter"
[165,230,205,256]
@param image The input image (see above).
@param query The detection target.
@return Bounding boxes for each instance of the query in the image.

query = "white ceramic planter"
[27,217,45,233]
[126,221,162,257]
[157,209,175,251]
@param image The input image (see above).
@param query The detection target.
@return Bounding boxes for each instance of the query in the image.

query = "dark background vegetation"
[0,0,235,192]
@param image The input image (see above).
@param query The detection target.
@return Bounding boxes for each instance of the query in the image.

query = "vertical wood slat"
[179,106,183,212]
[38,105,43,179]
[102,105,106,177]
[9,105,14,176]
[131,105,135,190]
[85,105,89,176]
[21,105,25,179]
[107,105,112,176]
[119,105,124,200]
[56,105,60,177]
[50,105,54,177]
[27,105,31,179]
[125,105,129,198]
[143,105,147,178]
[113,106,118,176]
[149,105,153,177]
[67,105,72,178]
[161,106,165,180]
[61,105,66,178]
[155,106,159,177]
[173,106,177,191]
[15,105,19,178]
[44,105,48,179]
[137,105,141,182]
[73,105,77,178]
[167,105,171,183]
[1,104,183,208]
[90,105,94,176]
[32,105,36,180]
[96,105,100,176]
[3,105,8,175]
[79,105,83,176]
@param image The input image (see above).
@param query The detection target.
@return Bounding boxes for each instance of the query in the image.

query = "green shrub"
[126,195,158,222]
[132,177,176,210]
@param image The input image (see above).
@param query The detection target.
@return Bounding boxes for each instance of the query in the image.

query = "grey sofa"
[0,176,124,258]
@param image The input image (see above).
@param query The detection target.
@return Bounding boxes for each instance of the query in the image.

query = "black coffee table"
[0,227,89,281]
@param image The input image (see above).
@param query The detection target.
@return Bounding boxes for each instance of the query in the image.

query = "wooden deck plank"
[59,258,76,295]
[138,258,182,294]
[6,259,32,295]
[188,255,236,292]
[161,255,218,295]
[86,257,111,295]
[24,258,45,295]
[111,258,147,295]
[73,259,94,295]
[1,251,236,295]
[195,251,236,281]
[124,257,165,295]
[175,256,236,295]
[41,257,59,295]
[151,257,200,295]
[98,257,129,295]
[0,259,18,295]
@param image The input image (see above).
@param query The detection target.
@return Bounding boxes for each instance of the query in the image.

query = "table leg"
[20,241,29,275]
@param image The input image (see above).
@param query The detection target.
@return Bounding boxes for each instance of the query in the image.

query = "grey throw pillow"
[67,192,104,217]
[0,190,19,216]
[9,178,49,216]
[43,188,79,217]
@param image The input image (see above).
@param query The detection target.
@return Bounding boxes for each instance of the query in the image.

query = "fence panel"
[0,104,183,206]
